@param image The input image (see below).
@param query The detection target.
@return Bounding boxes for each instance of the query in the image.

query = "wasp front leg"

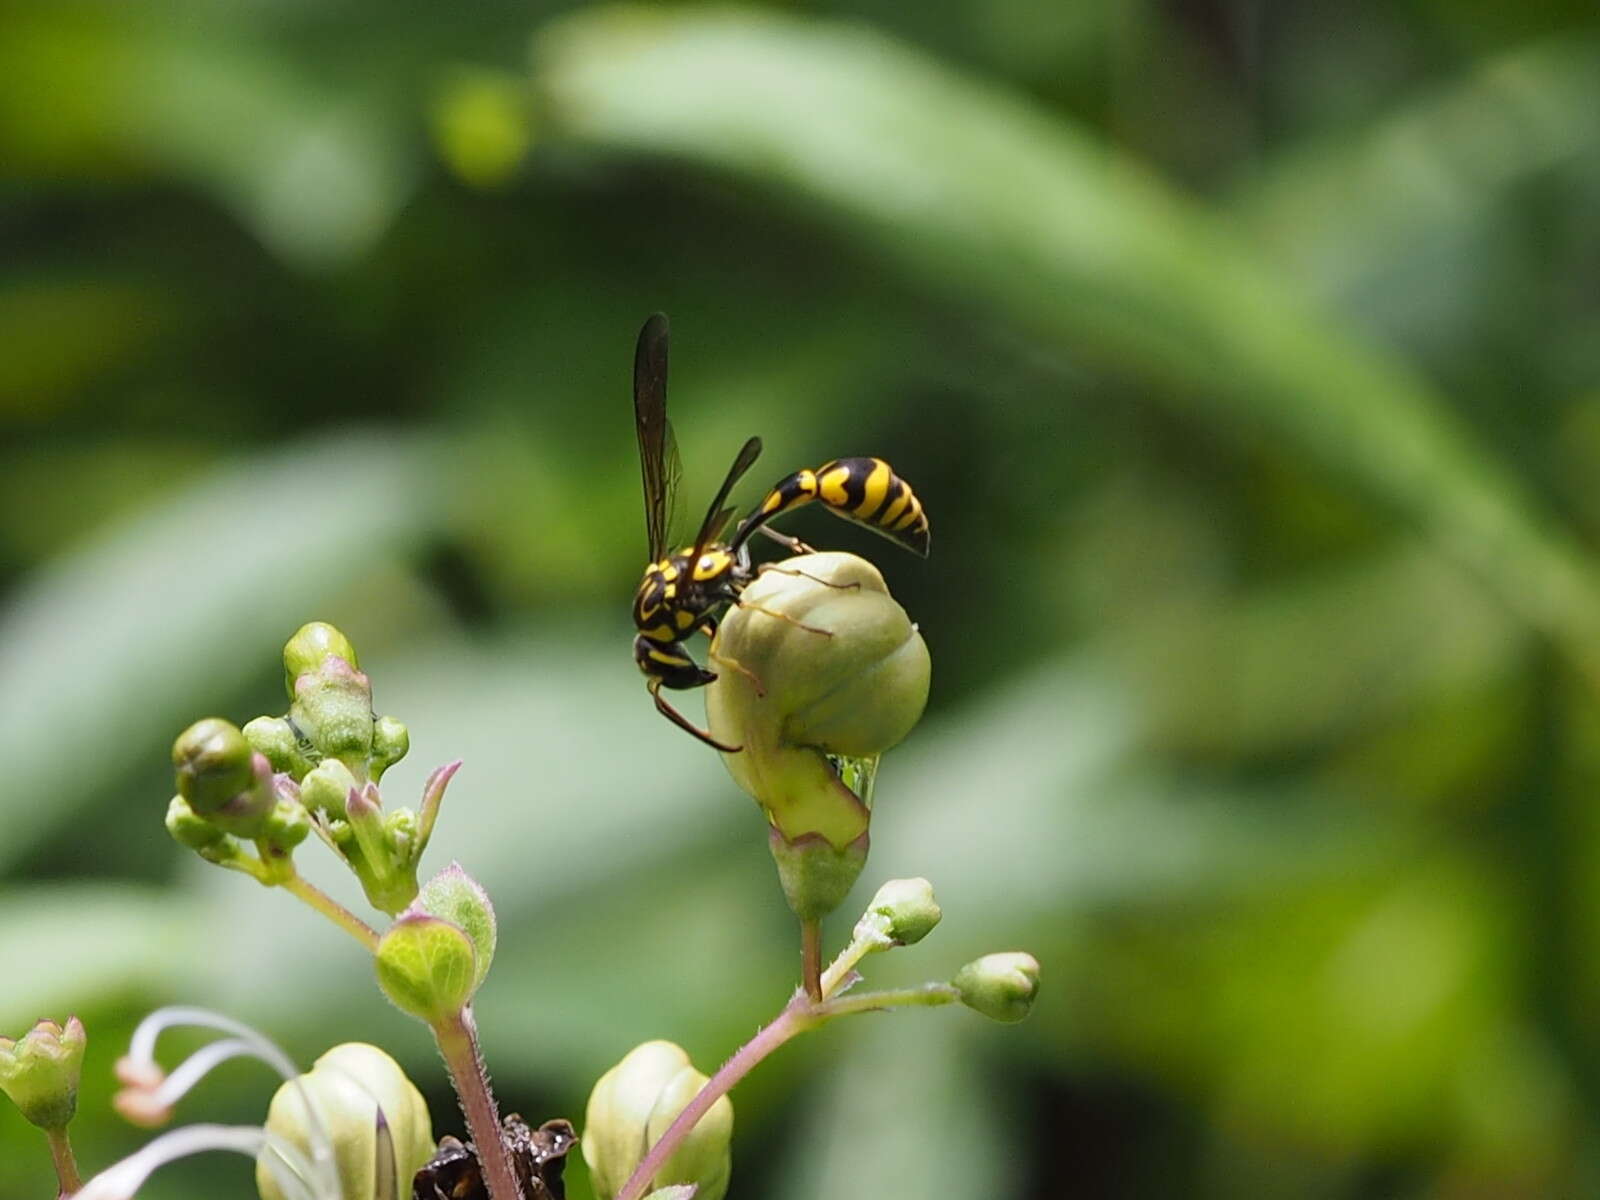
[634,634,740,752]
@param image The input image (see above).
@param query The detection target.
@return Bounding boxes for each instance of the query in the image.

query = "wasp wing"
[693,436,762,556]
[633,313,681,561]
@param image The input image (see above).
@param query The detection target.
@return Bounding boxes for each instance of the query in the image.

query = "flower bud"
[300,759,361,817]
[283,621,360,695]
[952,952,1041,1024]
[584,1041,732,1200]
[256,1042,433,1200]
[370,715,410,781]
[705,553,928,920]
[290,654,376,773]
[375,915,478,1024]
[863,877,941,946]
[0,1017,86,1129]
[172,719,276,838]
[243,715,316,781]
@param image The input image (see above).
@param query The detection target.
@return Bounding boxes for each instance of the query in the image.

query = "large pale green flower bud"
[584,1041,732,1200]
[256,1042,433,1200]
[0,1017,85,1130]
[705,552,929,919]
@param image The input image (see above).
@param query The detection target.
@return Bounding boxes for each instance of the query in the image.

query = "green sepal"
[768,827,869,922]
[374,914,478,1023]
[415,864,497,993]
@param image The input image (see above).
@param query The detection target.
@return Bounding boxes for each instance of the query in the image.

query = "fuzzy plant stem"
[280,872,380,951]
[615,993,813,1200]
[432,1009,522,1200]
[45,1126,81,1196]
[800,918,823,1002]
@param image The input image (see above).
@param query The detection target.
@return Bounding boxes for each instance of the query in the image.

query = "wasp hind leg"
[753,525,817,556]
[648,677,742,753]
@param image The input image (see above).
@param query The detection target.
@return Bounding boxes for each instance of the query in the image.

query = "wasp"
[630,313,929,751]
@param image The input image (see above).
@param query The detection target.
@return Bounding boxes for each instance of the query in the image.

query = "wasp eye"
[700,556,715,571]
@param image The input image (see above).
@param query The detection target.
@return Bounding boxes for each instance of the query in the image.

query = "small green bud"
[164,794,228,852]
[0,1017,86,1129]
[584,1041,732,1200]
[243,715,317,780]
[370,715,409,781]
[301,759,361,817]
[375,915,478,1024]
[261,798,312,855]
[863,877,941,945]
[257,1042,433,1200]
[415,864,496,994]
[952,952,1041,1024]
[283,621,360,694]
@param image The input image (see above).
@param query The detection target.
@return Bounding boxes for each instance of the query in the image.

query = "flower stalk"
[432,1011,524,1200]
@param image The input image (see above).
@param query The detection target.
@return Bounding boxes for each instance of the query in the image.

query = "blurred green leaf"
[536,8,1600,683]
[0,884,193,1026]
[0,433,433,871]
[1236,37,1600,323]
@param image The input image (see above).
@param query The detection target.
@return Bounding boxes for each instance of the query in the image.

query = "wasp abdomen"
[741,457,929,557]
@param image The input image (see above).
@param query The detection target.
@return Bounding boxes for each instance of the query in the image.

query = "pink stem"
[614,994,811,1200]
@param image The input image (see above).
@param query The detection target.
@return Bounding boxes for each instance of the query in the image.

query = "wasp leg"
[755,562,862,591]
[708,648,767,698]
[736,600,834,636]
[753,525,818,556]
[648,677,742,753]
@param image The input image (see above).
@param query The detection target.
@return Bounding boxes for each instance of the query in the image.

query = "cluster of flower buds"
[166,622,459,916]
[705,553,930,921]
[584,1041,732,1200]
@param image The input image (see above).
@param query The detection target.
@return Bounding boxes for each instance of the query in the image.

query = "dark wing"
[633,313,681,561]
[693,436,763,555]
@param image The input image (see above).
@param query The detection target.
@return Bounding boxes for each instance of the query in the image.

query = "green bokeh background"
[5,1,1600,1196]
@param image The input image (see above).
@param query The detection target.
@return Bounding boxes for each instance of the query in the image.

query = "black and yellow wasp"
[630,313,930,751]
